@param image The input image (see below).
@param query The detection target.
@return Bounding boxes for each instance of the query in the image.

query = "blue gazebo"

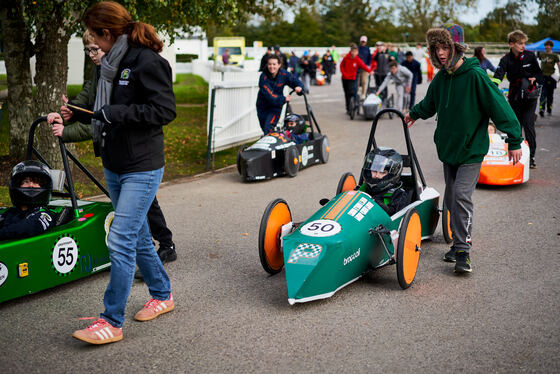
[525,37,560,53]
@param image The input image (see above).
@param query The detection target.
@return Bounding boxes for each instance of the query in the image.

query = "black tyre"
[319,136,330,164]
[284,145,299,177]
[236,144,247,175]
[258,199,292,275]
[336,172,356,195]
[442,200,453,244]
[396,208,422,289]
[388,95,394,119]
[349,96,356,120]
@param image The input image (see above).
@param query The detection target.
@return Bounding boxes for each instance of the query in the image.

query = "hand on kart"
[60,94,73,121]
[404,114,415,128]
[509,148,522,165]
[47,112,64,137]
[285,95,292,102]
[295,86,302,94]
[405,86,411,93]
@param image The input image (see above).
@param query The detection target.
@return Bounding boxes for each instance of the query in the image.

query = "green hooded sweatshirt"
[410,57,522,166]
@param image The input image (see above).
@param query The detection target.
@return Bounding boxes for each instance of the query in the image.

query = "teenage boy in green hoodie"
[404,23,523,274]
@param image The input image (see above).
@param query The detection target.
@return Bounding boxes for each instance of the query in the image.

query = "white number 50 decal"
[300,220,342,237]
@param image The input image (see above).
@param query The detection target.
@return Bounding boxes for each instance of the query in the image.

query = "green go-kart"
[258,109,450,305]
[0,116,113,303]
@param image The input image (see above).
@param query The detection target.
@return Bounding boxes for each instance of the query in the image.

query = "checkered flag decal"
[288,243,323,264]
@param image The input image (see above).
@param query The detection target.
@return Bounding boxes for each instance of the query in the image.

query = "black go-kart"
[237,92,329,181]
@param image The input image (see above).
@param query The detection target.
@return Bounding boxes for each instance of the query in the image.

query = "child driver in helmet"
[0,160,56,241]
[359,147,410,216]
[283,114,309,144]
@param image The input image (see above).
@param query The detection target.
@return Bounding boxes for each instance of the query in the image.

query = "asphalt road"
[1,77,559,373]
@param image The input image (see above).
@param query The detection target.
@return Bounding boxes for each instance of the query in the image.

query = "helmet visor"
[364,154,391,172]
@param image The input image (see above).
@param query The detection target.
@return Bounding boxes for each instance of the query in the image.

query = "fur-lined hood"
[426,28,468,71]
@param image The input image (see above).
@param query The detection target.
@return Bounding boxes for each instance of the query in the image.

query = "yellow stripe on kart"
[322,191,361,221]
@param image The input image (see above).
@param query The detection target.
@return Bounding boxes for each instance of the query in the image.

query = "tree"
[0,0,300,166]
[478,1,526,42]
[395,0,477,42]
[533,0,560,40]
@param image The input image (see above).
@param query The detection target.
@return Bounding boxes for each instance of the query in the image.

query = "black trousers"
[540,76,557,113]
[510,98,538,160]
[374,74,388,99]
[342,78,356,112]
[147,197,173,248]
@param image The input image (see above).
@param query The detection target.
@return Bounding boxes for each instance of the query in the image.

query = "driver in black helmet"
[284,114,309,144]
[0,160,56,240]
[359,147,409,216]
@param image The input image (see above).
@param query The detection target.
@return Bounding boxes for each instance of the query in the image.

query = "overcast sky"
[459,0,538,25]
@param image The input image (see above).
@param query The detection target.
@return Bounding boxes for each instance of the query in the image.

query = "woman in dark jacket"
[256,55,304,134]
[66,1,176,345]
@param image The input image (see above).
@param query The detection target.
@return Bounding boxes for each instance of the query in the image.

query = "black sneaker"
[134,267,144,280]
[443,247,456,262]
[158,243,177,264]
[454,251,472,273]
[539,110,544,118]
[530,159,536,169]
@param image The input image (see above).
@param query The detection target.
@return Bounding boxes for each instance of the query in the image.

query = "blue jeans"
[101,167,171,327]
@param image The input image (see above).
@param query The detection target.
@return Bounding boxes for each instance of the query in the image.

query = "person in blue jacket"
[256,55,304,134]
[400,51,423,108]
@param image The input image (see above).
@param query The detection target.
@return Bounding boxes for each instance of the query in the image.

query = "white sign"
[52,237,79,274]
[300,220,342,237]
[0,262,8,287]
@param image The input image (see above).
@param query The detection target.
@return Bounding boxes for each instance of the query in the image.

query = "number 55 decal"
[300,220,342,237]
[51,235,79,276]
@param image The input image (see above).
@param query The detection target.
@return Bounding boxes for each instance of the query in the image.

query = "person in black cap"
[259,46,273,72]
[0,160,56,241]
[273,45,288,69]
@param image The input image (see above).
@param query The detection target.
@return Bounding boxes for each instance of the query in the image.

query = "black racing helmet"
[284,114,306,135]
[9,160,53,207]
[362,147,403,194]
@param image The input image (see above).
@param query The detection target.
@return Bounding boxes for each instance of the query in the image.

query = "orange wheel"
[336,172,357,195]
[396,208,422,289]
[258,199,292,274]
[442,201,453,244]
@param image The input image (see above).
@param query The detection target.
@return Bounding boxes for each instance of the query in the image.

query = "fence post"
[206,87,217,170]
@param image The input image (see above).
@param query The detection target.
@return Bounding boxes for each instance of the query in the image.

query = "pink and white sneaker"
[72,318,123,345]
[134,293,174,321]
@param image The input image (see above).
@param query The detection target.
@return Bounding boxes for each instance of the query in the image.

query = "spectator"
[222,48,230,65]
[259,46,273,72]
[494,30,543,169]
[400,51,423,108]
[412,42,426,62]
[274,45,288,69]
[340,43,372,115]
[299,51,314,93]
[331,45,340,74]
[357,35,372,99]
[322,50,335,84]
[288,51,299,77]
[538,40,560,117]
[373,42,390,99]
[474,46,496,73]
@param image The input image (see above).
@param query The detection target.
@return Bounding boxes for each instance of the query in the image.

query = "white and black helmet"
[362,147,403,194]
[284,114,306,135]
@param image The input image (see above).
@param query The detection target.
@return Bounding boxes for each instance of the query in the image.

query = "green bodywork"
[0,199,113,303]
[282,188,439,304]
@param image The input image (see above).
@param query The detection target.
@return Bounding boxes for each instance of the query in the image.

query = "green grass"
[0,74,7,92]
[0,73,236,206]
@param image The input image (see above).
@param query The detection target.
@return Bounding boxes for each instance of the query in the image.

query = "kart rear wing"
[361,109,427,200]
[26,116,110,218]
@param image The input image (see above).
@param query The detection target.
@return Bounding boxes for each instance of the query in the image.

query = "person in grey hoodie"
[375,61,413,111]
